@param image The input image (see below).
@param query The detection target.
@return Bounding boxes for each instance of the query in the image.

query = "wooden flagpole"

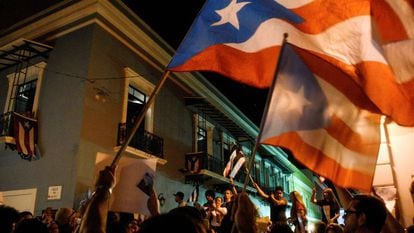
[242,34,289,190]
[110,70,171,168]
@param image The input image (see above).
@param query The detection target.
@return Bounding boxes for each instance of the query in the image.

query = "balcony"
[115,123,166,164]
[182,151,256,192]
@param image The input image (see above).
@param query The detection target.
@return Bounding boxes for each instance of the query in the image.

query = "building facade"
[0,0,320,226]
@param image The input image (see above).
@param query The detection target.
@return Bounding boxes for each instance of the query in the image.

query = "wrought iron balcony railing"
[117,123,164,158]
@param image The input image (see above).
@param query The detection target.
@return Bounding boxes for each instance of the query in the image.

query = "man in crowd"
[253,183,290,233]
[343,194,387,233]
[174,191,187,207]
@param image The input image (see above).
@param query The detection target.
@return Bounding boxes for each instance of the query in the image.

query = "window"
[123,68,154,133]
[254,159,262,185]
[127,86,146,134]
[4,62,46,116]
[264,163,270,187]
[120,68,158,155]
[193,114,214,154]
[14,79,37,114]
[221,132,236,163]
[197,127,207,152]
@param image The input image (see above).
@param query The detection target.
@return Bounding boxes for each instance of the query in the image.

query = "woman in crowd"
[289,191,307,233]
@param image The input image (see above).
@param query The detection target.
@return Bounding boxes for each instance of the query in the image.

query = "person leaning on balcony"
[253,182,291,233]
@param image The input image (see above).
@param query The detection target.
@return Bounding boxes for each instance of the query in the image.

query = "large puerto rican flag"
[260,43,381,191]
[167,0,414,126]
[13,112,38,160]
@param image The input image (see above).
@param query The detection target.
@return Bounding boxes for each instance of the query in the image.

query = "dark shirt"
[219,201,234,233]
[315,199,339,223]
[269,197,288,223]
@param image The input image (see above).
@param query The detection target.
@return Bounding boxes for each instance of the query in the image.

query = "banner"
[95,153,158,215]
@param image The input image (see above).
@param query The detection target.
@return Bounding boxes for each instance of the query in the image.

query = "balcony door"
[127,86,146,136]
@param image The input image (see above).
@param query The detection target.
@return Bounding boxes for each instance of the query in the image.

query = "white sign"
[47,186,62,200]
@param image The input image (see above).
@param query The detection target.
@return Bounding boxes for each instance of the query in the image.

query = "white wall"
[377,122,414,227]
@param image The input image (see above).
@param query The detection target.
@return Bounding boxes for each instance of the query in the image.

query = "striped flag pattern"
[167,0,414,126]
[223,148,246,179]
[13,112,38,160]
[260,43,381,191]
[187,185,199,203]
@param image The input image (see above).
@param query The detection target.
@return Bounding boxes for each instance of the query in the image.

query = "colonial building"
[0,0,320,226]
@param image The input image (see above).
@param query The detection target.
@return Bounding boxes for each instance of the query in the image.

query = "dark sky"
[123,0,268,125]
[0,0,267,125]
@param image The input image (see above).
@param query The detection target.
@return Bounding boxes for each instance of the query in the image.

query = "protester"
[253,182,290,233]
[234,191,258,233]
[343,194,386,233]
[40,207,55,228]
[127,219,140,233]
[15,218,49,233]
[55,207,77,233]
[202,189,216,230]
[219,185,237,233]
[18,211,34,223]
[311,187,340,224]
[289,191,307,233]
[313,220,326,233]
[0,205,19,233]
[79,166,116,233]
[174,191,187,207]
[325,223,343,233]
[138,206,207,233]
[210,196,227,232]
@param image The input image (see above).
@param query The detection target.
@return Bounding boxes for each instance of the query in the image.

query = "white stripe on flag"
[223,149,237,177]
[229,156,246,178]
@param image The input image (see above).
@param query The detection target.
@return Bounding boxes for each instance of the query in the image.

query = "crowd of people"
[0,165,412,233]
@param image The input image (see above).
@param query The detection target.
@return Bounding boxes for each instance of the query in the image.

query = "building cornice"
[0,0,311,180]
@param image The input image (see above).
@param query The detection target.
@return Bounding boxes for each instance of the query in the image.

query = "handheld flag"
[260,43,381,191]
[167,0,414,126]
[223,147,246,179]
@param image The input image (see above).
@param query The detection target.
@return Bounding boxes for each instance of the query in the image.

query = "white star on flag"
[211,0,250,30]
[280,86,311,114]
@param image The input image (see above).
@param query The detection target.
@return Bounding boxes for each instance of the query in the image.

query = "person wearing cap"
[174,191,187,207]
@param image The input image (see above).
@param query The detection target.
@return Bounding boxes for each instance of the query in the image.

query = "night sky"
[122,0,268,126]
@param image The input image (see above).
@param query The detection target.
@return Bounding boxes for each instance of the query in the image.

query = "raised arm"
[269,194,287,206]
[310,188,317,204]
[253,182,269,199]
[79,166,116,233]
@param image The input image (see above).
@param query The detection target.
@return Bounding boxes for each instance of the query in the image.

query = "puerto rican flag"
[260,43,381,191]
[167,0,414,126]
[223,147,246,179]
[13,112,38,160]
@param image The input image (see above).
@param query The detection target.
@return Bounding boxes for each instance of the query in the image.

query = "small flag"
[13,112,38,160]
[187,185,199,203]
[185,152,203,174]
[223,147,246,179]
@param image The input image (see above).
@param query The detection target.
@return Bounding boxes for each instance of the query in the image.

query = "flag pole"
[242,33,289,190]
[110,70,171,168]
